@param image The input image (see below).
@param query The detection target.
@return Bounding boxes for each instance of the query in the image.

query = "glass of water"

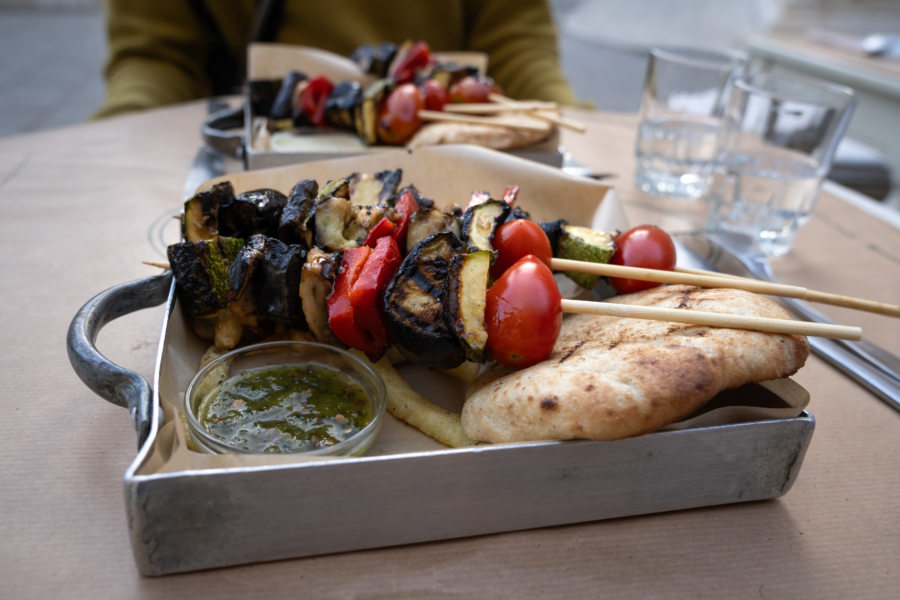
[634,47,746,199]
[705,72,856,256]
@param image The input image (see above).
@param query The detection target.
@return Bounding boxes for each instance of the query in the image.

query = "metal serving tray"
[67,147,814,576]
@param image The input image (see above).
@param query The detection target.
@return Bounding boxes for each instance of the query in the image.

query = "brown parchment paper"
[139,145,807,476]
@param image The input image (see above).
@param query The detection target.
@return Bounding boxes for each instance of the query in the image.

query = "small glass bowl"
[184,341,386,456]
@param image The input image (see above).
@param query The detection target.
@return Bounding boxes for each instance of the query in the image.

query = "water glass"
[634,47,746,199]
[705,72,856,256]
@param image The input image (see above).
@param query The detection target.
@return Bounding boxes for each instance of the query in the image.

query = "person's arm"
[93,0,216,119]
[464,0,578,105]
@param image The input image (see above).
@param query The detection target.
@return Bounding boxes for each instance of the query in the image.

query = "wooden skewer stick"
[442,101,558,114]
[143,260,171,269]
[417,109,551,132]
[561,299,862,340]
[488,93,587,133]
[551,258,900,318]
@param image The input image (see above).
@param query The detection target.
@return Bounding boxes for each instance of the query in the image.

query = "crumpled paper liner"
[138,145,808,476]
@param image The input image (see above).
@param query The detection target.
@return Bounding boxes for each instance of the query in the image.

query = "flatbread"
[461,285,810,443]
[406,120,552,151]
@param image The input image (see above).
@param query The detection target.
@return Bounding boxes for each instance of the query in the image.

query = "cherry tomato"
[490,219,552,279]
[419,79,449,111]
[485,255,562,368]
[376,83,424,145]
[448,75,502,104]
[608,224,677,295]
[390,41,432,84]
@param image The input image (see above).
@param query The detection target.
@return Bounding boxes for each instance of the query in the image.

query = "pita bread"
[406,120,552,151]
[461,285,810,443]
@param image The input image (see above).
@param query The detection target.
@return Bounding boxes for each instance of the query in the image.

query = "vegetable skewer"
[552,258,900,318]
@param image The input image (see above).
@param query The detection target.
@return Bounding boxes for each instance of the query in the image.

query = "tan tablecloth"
[1,102,898,598]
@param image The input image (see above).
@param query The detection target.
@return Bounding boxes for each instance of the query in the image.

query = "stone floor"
[0,9,106,136]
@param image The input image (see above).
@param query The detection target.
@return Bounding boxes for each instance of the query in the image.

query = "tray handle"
[66,273,173,448]
[202,105,245,159]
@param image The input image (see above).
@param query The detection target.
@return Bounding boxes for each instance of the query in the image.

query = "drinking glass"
[634,47,746,199]
[705,72,856,256]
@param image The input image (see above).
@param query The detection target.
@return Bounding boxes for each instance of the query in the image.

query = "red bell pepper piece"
[501,185,519,205]
[389,40,432,85]
[327,246,372,352]
[300,75,334,127]
[349,235,402,360]
[362,216,396,247]
[391,190,419,249]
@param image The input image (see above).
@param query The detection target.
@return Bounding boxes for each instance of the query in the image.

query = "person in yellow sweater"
[94,0,578,119]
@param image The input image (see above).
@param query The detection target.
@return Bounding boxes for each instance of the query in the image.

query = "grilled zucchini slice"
[557,225,617,289]
[461,199,510,251]
[444,249,492,362]
[182,181,235,242]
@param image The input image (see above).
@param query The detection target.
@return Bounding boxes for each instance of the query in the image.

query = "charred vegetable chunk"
[235,188,289,238]
[277,178,318,245]
[325,81,362,130]
[424,62,479,89]
[256,238,307,329]
[461,199,510,251]
[539,219,568,256]
[300,248,341,345]
[270,70,307,120]
[384,232,466,368]
[406,207,461,254]
[347,168,401,206]
[354,79,393,145]
[167,236,245,319]
[248,79,282,118]
[182,181,235,242]
[557,225,616,289]
[310,196,367,251]
[350,42,398,77]
[444,249,492,362]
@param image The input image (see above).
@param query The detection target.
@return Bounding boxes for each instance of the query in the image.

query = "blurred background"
[1,0,898,209]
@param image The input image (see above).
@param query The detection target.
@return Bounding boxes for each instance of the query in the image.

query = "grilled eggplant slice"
[354,79,392,145]
[325,81,362,129]
[300,248,341,345]
[444,249,492,363]
[350,42,398,77]
[277,178,318,245]
[182,181,235,242]
[219,188,288,239]
[256,238,307,329]
[384,232,466,368]
[166,236,245,320]
[406,207,461,253]
[461,199,510,251]
[270,70,307,120]
[248,79,282,118]
[539,219,568,256]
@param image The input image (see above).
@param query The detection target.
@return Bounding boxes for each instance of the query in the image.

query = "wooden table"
[1,102,898,598]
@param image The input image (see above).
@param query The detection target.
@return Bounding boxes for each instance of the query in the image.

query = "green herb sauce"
[198,363,372,453]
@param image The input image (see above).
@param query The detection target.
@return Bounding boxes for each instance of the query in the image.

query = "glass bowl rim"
[183,340,387,455]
